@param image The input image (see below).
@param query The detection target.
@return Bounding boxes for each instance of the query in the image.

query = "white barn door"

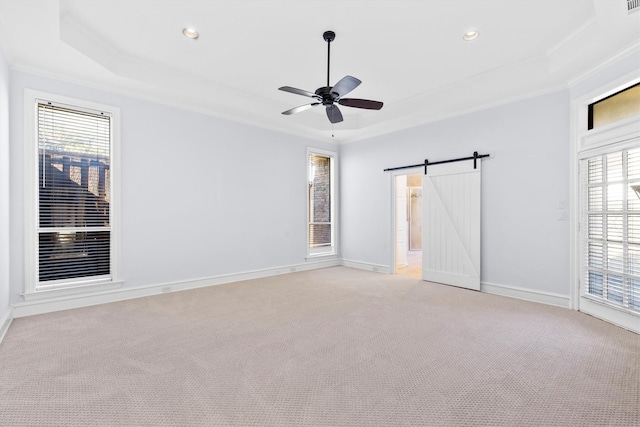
[422,159,481,290]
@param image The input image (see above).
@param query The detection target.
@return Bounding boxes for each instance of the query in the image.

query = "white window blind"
[37,102,112,285]
[581,147,640,312]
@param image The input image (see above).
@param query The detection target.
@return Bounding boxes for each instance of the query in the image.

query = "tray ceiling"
[0,0,638,143]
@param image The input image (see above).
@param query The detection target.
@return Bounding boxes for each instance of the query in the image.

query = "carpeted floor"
[0,266,638,426]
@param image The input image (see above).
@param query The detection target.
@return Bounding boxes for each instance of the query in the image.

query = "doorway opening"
[395,173,422,279]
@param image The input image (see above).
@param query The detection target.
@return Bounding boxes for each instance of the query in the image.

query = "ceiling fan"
[279,31,383,124]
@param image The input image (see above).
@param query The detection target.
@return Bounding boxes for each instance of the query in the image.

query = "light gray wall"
[9,71,334,303]
[0,50,9,318]
[340,91,571,295]
[6,51,638,308]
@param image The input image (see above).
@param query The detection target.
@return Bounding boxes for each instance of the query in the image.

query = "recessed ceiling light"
[183,28,199,39]
[463,31,479,41]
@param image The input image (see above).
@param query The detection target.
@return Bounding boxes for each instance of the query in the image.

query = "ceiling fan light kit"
[278,30,383,124]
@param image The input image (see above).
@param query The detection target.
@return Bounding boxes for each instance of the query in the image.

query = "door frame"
[389,167,423,274]
[570,68,640,331]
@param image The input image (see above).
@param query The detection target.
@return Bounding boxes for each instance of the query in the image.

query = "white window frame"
[570,70,640,332]
[23,89,122,300]
[306,147,338,258]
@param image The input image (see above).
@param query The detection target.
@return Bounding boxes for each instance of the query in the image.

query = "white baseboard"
[340,260,570,309]
[340,258,570,309]
[8,258,571,320]
[341,259,390,274]
[0,307,13,344]
[481,281,570,308]
[12,258,341,318]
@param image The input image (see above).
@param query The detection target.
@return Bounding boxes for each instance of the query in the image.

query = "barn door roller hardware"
[383,151,490,173]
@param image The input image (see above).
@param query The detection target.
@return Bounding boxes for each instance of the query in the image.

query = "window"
[573,72,640,332]
[588,83,640,130]
[308,149,336,256]
[24,91,120,296]
[581,147,640,313]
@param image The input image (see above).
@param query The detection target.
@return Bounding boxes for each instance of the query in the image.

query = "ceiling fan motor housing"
[315,86,335,105]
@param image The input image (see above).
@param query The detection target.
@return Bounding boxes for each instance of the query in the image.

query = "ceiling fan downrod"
[323,31,335,88]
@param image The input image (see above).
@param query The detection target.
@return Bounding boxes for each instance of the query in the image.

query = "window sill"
[306,252,338,261]
[581,294,640,318]
[23,281,124,302]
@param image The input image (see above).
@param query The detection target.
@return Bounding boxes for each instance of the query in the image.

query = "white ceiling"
[0,0,638,143]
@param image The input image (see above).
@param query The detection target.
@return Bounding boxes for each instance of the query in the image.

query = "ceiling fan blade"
[331,75,361,98]
[326,104,343,123]
[282,103,320,115]
[338,98,384,110]
[278,86,319,99]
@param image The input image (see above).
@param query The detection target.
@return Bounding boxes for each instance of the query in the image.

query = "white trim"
[567,42,640,88]
[9,259,580,324]
[579,117,640,155]
[12,259,340,318]
[343,83,569,145]
[481,281,571,309]
[23,91,37,294]
[579,298,640,334]
[570,69,640,313]
[341,258,390,274]
[546,16,598,58]
[342,259,571,307]
[388,166,424,274]
[307,147,338,258]
[11,64,332,144]
[0,307,13,344]
[570,69,640,327]
[22,280,123,301]
[305,254,339,262]
[23,89,121,294]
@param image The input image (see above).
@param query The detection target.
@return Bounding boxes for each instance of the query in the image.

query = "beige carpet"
[1,266,638,426]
